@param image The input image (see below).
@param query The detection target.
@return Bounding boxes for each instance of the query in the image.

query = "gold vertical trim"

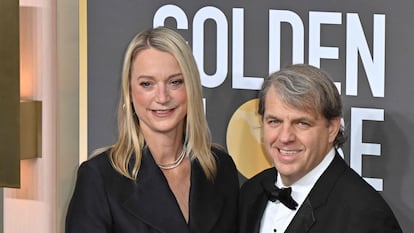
[0,0,20,188]
[79,0,88,163]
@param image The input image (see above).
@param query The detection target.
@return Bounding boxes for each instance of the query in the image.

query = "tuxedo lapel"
[285,153,347,233]
[285,199,315,233]
[188,159,224,233]
[245,193,269,233]
[241,168,277,233]
[122,150,190,233]
[307,153,347,208]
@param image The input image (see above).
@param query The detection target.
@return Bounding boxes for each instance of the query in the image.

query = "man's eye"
[297,121,311,128]
[267,119,280,125]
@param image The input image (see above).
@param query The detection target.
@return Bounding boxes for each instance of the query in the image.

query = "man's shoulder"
[240,167,276,194]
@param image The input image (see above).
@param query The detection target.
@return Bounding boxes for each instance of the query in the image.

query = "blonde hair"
[109,26,216,181]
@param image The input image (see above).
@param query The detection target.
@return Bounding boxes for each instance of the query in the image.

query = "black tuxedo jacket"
[239,152,403,233]
[66,147,239,233]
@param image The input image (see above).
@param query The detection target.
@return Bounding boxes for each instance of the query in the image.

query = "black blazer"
[66,147,239,233]
[239,152,403,233]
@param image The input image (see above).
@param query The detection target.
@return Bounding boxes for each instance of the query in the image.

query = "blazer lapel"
[188,159,224,233]
[122,150,190,233]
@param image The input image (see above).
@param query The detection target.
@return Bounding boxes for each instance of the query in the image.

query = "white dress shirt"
[259,148,335,233]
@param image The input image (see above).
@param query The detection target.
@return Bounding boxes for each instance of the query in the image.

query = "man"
[239,64,402,233]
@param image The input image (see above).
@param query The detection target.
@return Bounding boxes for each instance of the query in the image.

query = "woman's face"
[130,48,187,137]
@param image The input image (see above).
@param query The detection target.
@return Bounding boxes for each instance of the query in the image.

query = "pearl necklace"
[157,145,187,170]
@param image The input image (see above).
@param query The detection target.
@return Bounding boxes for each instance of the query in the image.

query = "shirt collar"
[276,148,336,205]
[277,147,335,187]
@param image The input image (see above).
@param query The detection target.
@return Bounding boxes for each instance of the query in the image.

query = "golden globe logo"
[226,99,272,179]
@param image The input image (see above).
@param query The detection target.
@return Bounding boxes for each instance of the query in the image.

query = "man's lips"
[279,149,302,155]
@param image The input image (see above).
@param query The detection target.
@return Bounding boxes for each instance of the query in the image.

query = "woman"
[66,27,239,233]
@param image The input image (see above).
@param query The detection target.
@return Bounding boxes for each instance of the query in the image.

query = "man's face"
[262,88,341,186]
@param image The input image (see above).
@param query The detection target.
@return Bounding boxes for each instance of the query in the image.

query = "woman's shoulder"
[211,145,234,164]
[77,148,114,175]
[207,145,240,191]
[210,145,239,177]
[76,148,130,186]
[84,148,111,164]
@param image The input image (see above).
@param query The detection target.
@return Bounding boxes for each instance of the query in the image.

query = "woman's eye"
[169,79,184,89]
[171,79,183,85]
[139,81,152,88]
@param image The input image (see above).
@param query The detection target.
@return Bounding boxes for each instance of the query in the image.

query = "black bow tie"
[262,182,298,210]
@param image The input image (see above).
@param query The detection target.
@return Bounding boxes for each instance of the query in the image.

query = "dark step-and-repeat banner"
[86,1,413,231]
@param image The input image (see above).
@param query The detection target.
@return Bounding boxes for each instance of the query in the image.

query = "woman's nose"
[155,84,170,103]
